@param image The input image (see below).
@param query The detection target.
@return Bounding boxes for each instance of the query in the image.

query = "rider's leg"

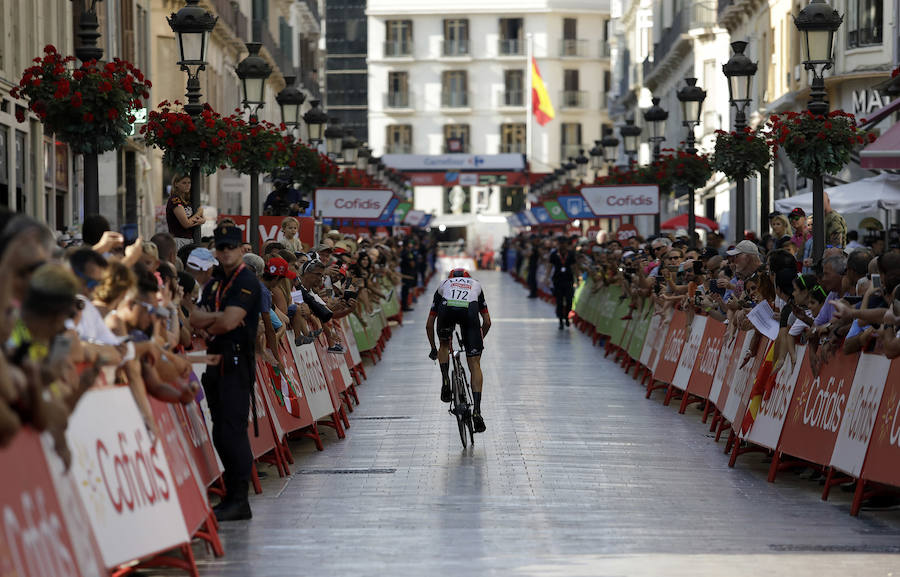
[438,338,451,401]
[466,355,483,410]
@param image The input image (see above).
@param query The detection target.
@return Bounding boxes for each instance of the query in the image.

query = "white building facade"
[366,0,612,239]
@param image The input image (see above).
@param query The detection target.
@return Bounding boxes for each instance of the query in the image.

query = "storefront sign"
[382,154,525,171]
[314,189,394,219]
[581,185,660,216]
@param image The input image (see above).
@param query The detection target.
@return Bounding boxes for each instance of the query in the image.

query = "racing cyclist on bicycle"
[427,268,491,433]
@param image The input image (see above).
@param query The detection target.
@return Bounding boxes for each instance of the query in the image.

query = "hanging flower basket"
[711,128,771,181]
[658,150,712,191]
[224,115,288,175]
[10,45,150,155]
[141,101,231,175]
[285,140,340,194]
[594,161,673,195]
[765,110,872,179]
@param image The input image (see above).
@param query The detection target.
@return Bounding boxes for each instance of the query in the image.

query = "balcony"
[560,39,589,57]
[498,90,524,108]
[252,19,294,76]
[441,91,469,108]
[386,144,413,154]
[384,91,412,110]
[211,0,248,42]
[500,142,526,153]
[441,39,470,57]
[559,90,587,109]
[384,40,413,57]
[599,41,611,59]
[561,144,582,159]
[498,38,525,57]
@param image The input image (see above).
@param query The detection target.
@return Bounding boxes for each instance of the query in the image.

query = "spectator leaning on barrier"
[189,224,262,522]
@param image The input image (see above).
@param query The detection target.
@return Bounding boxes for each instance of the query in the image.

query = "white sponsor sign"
[403,209,427,226]
[581,185,660,216]
[709,331,739,405]
[746,345,807,449]
[340,317,362,366]
[66,388,190,568]
[289,341,335,421]
[382,153,525,171]
[830,354,891,476]
[721,331,758,424]
[638,314,662,367]
[314,188,393,219]
[672,315,708,391]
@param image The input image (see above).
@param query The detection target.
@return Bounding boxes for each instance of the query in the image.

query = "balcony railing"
[690,1,717,28]
[500,142,526,153]
[441,39,470,57]
[560,90,587,109]
[386,144,413,154]
[599,41,611,58]
[212,0,248,42]
[498,38,525,56]
[560,39,588,57]
[384,40,412,57]
[384,91,412,109]
[561,144,582,159]
[499,90,524,107]
[441,91,469,108]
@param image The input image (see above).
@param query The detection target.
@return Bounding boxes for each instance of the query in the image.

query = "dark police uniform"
[549,247,577,322]
[400,244,418,311]
[199,226,261,511]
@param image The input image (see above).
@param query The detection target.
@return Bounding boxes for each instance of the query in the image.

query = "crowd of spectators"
[0,208,434,490]
[505,217,900,372]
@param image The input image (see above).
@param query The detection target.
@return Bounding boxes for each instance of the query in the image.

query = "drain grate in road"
[769,544,900,553]
[354,416,411,420]
[298,468,397,475]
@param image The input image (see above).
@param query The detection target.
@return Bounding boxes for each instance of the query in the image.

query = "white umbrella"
[775,173,900,214]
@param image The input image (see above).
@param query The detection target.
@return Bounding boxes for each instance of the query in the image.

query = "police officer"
[189,224,261,521]
[548,235,577,329]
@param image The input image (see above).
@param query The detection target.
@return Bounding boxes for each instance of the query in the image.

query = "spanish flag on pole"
[531,57,555,126]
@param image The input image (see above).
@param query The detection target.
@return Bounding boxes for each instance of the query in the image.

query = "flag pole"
[526,33,534,172]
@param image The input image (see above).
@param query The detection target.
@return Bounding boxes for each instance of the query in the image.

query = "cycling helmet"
[448,268,471,278]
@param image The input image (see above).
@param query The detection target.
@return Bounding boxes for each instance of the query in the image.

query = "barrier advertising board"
[580,185,660,216]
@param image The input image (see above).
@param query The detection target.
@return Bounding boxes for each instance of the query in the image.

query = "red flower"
[816,132,826,140]
[83,112,95,123]
[53,79,70,99]
[15,109,25,123]
[71,91,83,108]
[32,78,41,87]
[98,81,113,93]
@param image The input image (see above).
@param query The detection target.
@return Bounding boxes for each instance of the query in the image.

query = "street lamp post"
[619,117,642,165]
[276,75,305,134]
[723,41,758,244]
[676,77,706,249]
[643,97,668,235]
[168,0,217,242]
[589,140,603,181]
[341,132,360,166]
[72,0,104,217]
[236,42,272,253]
[324,118,344,160]
[601,127,619,171]
[794,0,842,261]
[303,100,328,146]
[575,149,589,183]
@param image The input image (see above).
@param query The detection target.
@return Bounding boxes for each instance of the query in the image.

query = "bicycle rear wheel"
[452,363,468,449]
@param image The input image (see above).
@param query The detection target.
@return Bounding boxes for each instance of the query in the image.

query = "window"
[386,125,412,154]
[499,18,524,55]
[444,124,470,153]
[847,0,882,48]
[120,0,135,62]
[561,18,583,56]
[561,122,581,159]
[500,123,525,153]
[385,20,412,56]
[443,19,469,56]
[252,0,268,21]
[503,70,524,106]
[442,71,468,107]
[386,71,410,108]
[562,70,583,107]
[563,18,577,40]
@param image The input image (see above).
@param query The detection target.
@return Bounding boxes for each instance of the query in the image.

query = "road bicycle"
[449,331,475,448]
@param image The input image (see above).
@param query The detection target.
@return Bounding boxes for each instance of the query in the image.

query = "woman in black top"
[166,174,204,249]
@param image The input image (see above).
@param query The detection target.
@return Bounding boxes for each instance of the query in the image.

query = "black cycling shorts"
[436,301,484,357]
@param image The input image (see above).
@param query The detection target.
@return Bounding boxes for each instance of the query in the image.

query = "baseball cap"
[316,243,334,253]
[726,240,760,257]
[187,247,218,271]
[213,224,243,248]
[789,207,806,219]
[265,257,297,280]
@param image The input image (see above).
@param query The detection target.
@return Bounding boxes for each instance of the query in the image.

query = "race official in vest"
[189,224,262,522]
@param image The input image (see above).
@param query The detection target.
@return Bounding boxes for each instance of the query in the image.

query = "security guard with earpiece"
[190,224,261,521]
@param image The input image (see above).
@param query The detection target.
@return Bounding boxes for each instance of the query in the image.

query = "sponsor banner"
[722,336,768,426]
[531,206,552,224]
[580,185,660,216]
[404,171,529,187]
[647,312,673,373]
[638,313,662,367]
[66,387,190,568]
[714,331,751,413]
[653,310,687,385]
[219,215,314,248]
[709,331,742,408]
[0,428,106,577]
[403,209,427,226]
[149,398,211,535]
[859,359,900,487]
[778,352,860,466]
[392,202,412,225]
[830,354,892,477]
[313,334,351,415]
[290,340,335,421]
[543,200,569,221]
[248,364,279,458]
[746,345,807,449]
[627,304,653,361]
[382,153,526,172]
[171,400,222,488]
[685,319,726,399]
[314,188,394,219]
[557,194,595,218]
[337,317,363,368]
[615,223,640,243]
[671,315,708,392]
[522,210,539,225]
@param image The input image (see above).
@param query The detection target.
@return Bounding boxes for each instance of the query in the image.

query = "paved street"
[198,270,900,577]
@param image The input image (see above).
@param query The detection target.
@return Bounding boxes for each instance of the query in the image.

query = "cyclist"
[427,268,491,433]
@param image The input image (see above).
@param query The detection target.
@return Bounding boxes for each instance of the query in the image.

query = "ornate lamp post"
[341,132,360,166]
[589,140,603,181]
[236,42,272,253]
[619,117,642,165]
[72,0,104,216]
[723,41,758,243]
[168,0,217,241]
[794,0,842,261]
[357,144,371,173]
[276,75,305,132]
[564,158,578,185]
[575,149,589,182]
[303,100,328,146]
[643,96,668,234]
[324,118,344,159]
[676,77,706,248]
[553,168,566,191]
[601,127,619,171]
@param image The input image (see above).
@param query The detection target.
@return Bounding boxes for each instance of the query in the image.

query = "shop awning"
[861,117,900,170]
